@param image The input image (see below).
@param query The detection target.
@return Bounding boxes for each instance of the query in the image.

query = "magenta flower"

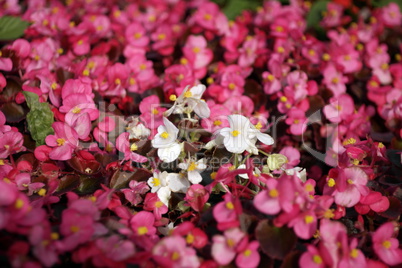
[115,132,148,163]
[152,235,200,268]
[121,180,149,206]
[139,95,166,131]
[285,108,307,136]
[211,228,245,266]
[130,211,156,237]
[45,122,79,161]
[299,245,327,268]
[15,173,44,196]
[0,131,25,158]
[235,240,260,268]
[143,192,168,220]
[372,222,402,266]
[184,184,210,212]
[213,194,242,230]
[323,94,355,123]
[95,235,136,262]
[288,210,317,239]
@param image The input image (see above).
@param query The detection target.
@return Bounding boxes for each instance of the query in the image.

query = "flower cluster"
[0,0,402,267]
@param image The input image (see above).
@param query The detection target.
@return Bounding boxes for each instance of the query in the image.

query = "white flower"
[285,167,307,183]
[237,164,261,179]
[152,117,181,163]
[215,114,274,154]
[126,117,151,139]
[178,158,207,184]
[147,171,190,206]
[165,84,210,118]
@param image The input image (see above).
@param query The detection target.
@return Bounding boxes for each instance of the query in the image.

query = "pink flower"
[323,64,348,97]
[45,122,79,161]
[381,3,402,27]
[121,180,149,206]
[153,236,200,268]
[172,222,208,249]
[0,131,25,158]
[183,35,213,71]
[143,192,168,220]
[130,211,156,236]
[299,245,327,268]
[288,210,317,239]
[201,102,231,133]
[125,22,149,47]
[58,208,95,251]
[139,95,166,131]
[211,228,245,266]
[262,71,281,95]
[254,178,281,215]
[332,167,369,208]
[213,194,242,230]
[321,2,343,28]
[372,222,402,266]
[285,108,307,135]
[95,235,136,262]
[184,184,210,212]
[15,173,44,196]
[323,94,355,123]
[235,240,260,268]
[115,132,148,163]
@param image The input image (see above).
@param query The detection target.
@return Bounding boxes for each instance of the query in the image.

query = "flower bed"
[0,0,402,267]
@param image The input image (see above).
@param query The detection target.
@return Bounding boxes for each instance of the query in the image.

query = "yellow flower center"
[313,255,322,264]
[115,78,121,85]
[327,178,336,187]
[276,26,284,32]
[347,179,354,184]
[204,14,212,21]
[137,226,148,235]
[243,249,252,257]
[169,94,177,101]
[192,47,201,53]
[51,82,58,90]
[269,189,279,198]
[184,91,192,98]
[151,108,159,115]
[134,32,142,39]
[130,143,138,151]
[38,189,47,196]
[280,96,288,102]
[51,232,59,240]
[186,234,194,244]
[213,120,222,126]
[228,83,236,90]
[324,209,334,219]
[231,130,240,137]
[332,77,339,84]
[82,69,90,76]
[158,33,166,40]
[350,249,359,258]
[129,77,136,85]
[382,240,391,249]
[77,40,84,45]
[210,172,217,180]
[15,199,24,209]
[171,251,180,261]
[140,64,147,70]
[304,215,314,224]
[70,225,80,233]
[72,106,81,113]
[226,201,234,210]
[152,177,161,187]
[155,201,164,208]
[188,162,197,172]
[160,132,169,139]
[57,138,65,146]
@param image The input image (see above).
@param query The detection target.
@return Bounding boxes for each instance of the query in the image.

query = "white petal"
[157,142,181,163]
[256,132,274,145]
[223,134,249,154]
[189,84,206,98]
[193,100,210,118]
[163,117,179,137]
[228,114,252,132]
[237,164,249,179]
[168,173,190,193]
[157,186,171,206]
[188,171,202,184]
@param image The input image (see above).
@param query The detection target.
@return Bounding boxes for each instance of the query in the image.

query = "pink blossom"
[0,131,25,158]
[323,94,355,123]
[235,240,260,268]
[139,95,166,130]
[372,222,402,266]
[130,211,156,236]
[262,71,281,94]
[183,35,213,71]
[184,184,210,212]
[15,173,44,196]
[121,180,150,206]
[213,194,242,230]
[323,64,348,97]
[153,235,200,268]
[115,132,148,163]
[299,245,327,268]
[321,2,343,28]
[381,3,402,27]
[285,108,307,135]
[211,228,245,266]
[143,192,168,220]
[45,122,79,161]
[288,210,317,239]
[95,235,136,262]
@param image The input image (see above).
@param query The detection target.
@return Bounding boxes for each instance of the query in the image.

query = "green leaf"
[222,0,262,20]
[306,0,329,29]
[23,91,54,146]
[0,16,29,40]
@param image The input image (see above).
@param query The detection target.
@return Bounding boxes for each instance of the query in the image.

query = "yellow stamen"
[130,143,138,151]
[324,209,334,219]
[51,232,59,240]
[304,215,314,224]
[226,202,234,210]
[231,130,240,137]
[350,249,359,258]
[160,132,169,139]
[115,78,121,85]
[82,69,90,76]
[327,178,336,187]
[313,255,322,264]
[15,199,24,209]
[188,162,197,172]
[171,251,180,260]
[347,179,354,184]
[72,107,81,114]
[155,201,164,208]
[213,120,222,126]
[137,226,148,235]
[56,138,65,146]
[184,91,192,98]
[186,234,194,244]
[134,32,142,39]
[180,58,188,65]
[269,189,278,198]
[151,108,159,115]
[152,178,160,187]
[70,225,80,233]
[322,53,330,61]
[382,240,391,249]
[192,47,201,53]
[244,249,252,257]
[228,83,236,90]
[38,189,46,196]
[169,94,177,101]
[204,14,212,21]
